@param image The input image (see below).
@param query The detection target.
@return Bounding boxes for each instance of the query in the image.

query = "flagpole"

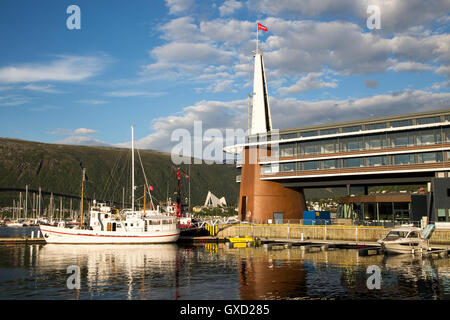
[256,22,259,54]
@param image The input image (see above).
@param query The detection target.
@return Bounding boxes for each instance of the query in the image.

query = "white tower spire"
[250,52,272,135]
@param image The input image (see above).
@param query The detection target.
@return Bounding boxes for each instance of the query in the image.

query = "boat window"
[163,220,172,224]
[386,231,408,238]
[105,214,109,219]
[408,231,419,238]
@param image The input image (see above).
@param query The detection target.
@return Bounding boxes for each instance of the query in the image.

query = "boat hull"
[381,242,426,254]
[6,223,24,228]
[39,225,180,244]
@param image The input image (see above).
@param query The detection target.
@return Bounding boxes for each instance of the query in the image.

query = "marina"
[1,1,450,305]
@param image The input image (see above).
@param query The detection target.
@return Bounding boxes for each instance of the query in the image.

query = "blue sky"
[0,0,449,152]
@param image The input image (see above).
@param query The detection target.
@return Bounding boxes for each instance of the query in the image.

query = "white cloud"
[271,90,450,129]
[0,94,30,107]
[279,72,337,94]
[73,128,97,135]
[165,0,194,15]
[22,84,63,93]
[118,99,247,153]
[251,0,450,33]
[54,135,111,147]
[219,0,243,16]
[47,127,97,135]
[0,55,108,84]
[388,61,435,73]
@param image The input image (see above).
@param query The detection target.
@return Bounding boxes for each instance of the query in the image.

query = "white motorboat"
[377,224,435,254]
[6,220,24,227]
[39,126,180,244]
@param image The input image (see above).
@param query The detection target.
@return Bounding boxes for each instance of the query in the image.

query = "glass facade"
[365,123,386,130]
[271,151,445,173]
[262,114,450,174]
[342,125,362,133]
[277,128,448,158]
[391,119,412,127]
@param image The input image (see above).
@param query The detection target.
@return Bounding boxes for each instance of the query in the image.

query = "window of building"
[444,127,450,142]
[343,157,364,168]
[262,165,272,174]
[416,128,441,145]
[300,141,319,155]
[280,142,297,157]
[280,133,297,140]
[437,209,446,221]
[320,128,338,135]
[390,131,415,147]
[319,139,338,154]
[302,161,320,170]
[280,162,297,172]
[365,123,386,130]
[300,130,318,137]
[322,159,340,169]
[366,156,388,167]
[417,152,442,164]
[342,125,362,133]
[391,119,412,127]
[365,134,387,150]
[393,154,415,165]
[416,116,440,125]
[341,136,364,152]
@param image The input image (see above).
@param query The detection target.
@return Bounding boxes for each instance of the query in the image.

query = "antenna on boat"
[131,125,135,214]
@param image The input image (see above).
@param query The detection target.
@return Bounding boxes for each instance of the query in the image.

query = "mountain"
[0,138,240,209]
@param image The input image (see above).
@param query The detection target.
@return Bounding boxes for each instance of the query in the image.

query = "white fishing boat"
[377,224,435,254]
[39,126,180,244]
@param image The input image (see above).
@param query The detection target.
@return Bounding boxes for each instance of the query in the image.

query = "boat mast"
[131,126,135,214]
[80,169,85,227]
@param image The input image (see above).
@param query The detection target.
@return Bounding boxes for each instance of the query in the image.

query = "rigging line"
[135,145,158,208]
[99,149,123,201]
[104,148,129,203]
[111,149,131,204]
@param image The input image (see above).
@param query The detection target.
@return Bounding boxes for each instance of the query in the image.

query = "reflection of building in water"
[236,248,306,299]
[37,244,178,299]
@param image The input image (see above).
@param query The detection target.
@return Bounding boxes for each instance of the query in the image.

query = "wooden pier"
[0,238,46,244]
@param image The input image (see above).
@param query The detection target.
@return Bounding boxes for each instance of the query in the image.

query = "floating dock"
[0,238,46,244]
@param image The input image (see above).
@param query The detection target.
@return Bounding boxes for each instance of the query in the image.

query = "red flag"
[148,185,153,191]
[257,23,268,32]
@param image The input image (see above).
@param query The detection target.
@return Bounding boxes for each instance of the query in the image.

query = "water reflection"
[0,243,448,299]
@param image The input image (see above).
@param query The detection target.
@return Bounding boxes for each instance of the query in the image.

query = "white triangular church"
[204,191,227,207]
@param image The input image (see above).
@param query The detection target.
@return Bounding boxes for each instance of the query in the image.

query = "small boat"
[377,224,435,254]
[6,220,24,228]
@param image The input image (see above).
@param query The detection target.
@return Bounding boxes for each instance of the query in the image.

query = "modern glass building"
[232,109,450,223]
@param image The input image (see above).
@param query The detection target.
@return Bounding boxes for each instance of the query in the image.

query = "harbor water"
[0,227,449,300]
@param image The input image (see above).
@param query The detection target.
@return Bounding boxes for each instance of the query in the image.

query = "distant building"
[204,191,227,208]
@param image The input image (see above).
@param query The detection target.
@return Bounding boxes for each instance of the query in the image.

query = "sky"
[0,0,449,155]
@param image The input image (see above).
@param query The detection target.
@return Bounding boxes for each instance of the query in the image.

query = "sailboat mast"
[131,126,135,213]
